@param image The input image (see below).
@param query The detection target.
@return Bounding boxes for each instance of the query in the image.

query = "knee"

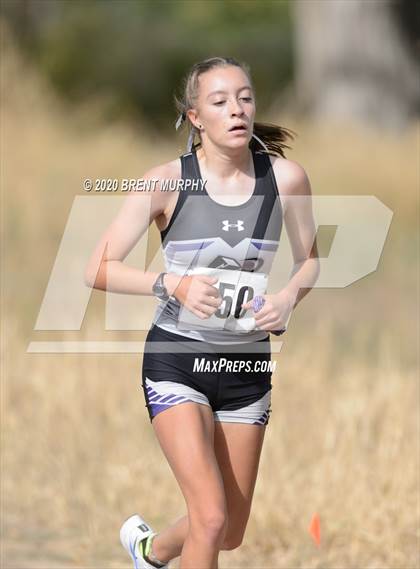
[190,510,228,543]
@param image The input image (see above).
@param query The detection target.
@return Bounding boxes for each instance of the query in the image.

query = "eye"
[240,97,253,102]
[213,101,225,106]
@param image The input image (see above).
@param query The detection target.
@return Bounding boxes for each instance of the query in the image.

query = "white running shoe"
[120,514,169,569]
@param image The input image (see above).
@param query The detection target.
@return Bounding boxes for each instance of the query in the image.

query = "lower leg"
[179,527,225,569]
[152,515,226,568]
[149,403,227,566]
[151,514,189,562]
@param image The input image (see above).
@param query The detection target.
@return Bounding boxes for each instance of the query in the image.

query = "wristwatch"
[152,272,170,301]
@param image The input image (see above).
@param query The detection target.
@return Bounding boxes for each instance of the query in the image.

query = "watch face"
[156,289,169,300]
[153,274,168,299]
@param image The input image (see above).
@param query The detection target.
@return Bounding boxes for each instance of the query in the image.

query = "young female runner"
[85,56,319,568]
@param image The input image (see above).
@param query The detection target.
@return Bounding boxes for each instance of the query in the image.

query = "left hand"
[242,289,295,332]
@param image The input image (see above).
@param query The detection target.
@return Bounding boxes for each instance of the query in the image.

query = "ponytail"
[250,121,296,158]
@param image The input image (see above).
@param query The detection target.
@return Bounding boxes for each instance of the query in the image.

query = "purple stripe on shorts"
[159,394,185,404]
[150,402,174,416]
[148,394,165,402]
[253,411,269,425]
[163,394,188,404]
[150,399,192,417]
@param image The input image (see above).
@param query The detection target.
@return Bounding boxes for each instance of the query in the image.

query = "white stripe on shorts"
[144,377,271,425]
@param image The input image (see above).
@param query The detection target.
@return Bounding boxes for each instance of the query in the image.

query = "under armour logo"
[222,220,244,232]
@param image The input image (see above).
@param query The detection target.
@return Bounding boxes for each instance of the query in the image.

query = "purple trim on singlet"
[251,240,278,251]
[165,240,215,261]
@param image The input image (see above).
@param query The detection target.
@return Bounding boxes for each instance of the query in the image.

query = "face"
[187,65,256,150]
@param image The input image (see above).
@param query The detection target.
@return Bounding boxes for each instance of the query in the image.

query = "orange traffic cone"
[309,513,321,546]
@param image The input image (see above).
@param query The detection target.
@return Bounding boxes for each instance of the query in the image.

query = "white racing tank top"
[152,146,283,344]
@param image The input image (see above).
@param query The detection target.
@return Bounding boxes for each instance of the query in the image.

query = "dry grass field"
[1,33,419,568]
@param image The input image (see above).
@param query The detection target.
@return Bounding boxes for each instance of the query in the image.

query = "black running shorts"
[141,324,273,425]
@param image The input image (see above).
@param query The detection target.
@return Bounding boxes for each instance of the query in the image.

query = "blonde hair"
[174,56,296,157]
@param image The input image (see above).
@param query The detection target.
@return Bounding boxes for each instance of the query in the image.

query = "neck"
[196,141,253,181]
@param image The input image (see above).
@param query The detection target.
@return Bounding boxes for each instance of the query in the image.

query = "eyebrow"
[206,86,252,99]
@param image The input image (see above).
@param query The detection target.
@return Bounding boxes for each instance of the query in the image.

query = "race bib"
[177,267,268,333]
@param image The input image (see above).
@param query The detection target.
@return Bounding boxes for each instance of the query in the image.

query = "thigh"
[214,421,267,546]
[152,401,228,524]
[212,338,272,545]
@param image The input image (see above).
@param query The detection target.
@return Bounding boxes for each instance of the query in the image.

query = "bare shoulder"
[124,156,182,217]
[144,157,182,195]
[268,154,311,196]
[144,157,182,181]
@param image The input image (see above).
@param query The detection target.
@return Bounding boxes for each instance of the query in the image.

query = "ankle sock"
[139,534,166,568]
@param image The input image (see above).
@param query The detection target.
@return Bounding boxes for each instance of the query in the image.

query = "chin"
[223,137,251,150]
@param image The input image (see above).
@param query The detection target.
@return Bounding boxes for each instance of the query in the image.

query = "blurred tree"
[0,0,293,131]
[291,0,419,130]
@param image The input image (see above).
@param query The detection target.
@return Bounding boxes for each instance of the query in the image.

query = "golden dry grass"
[1,27,419,568]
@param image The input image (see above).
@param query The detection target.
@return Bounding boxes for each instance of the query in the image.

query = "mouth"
[228,124,248,133]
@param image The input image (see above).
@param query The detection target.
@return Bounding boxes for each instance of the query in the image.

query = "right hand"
[170,275,222,320]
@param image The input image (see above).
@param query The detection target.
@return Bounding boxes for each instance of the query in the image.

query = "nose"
[229,98,245,116]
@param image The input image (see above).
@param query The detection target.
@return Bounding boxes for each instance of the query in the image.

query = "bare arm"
[243,159,320,332]
[84,164,178,295]
[278,160,320,308]
[84,162,222,319]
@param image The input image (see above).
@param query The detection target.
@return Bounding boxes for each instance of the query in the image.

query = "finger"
[193,308,211,320]
[196,303,216,317]
[250,306,273,325]
[201,295,223,308]
[253,310,273,324]
[242,299,262,311]
[256,315,283,329]
[204,284,222,298]
[255,319,278,330]
[190,308,213,320]
[252,304,272,318]
[197,275,219,285]
[242,295,266,312]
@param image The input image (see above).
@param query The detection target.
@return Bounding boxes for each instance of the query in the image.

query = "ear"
[187,108,200,130]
